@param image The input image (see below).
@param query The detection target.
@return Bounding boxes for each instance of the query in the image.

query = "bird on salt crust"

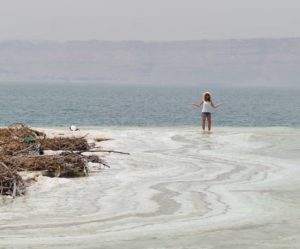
[69,125,80,131]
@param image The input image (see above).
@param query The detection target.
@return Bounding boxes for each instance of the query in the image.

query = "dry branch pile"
[0,124,107,198]
[42,137,89,151]
[0,162,26,197]
[0,124,43,156]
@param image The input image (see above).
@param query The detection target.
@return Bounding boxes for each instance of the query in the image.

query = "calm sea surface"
[0,83,299,127]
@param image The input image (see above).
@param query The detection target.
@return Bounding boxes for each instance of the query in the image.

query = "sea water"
[0,83,299,127]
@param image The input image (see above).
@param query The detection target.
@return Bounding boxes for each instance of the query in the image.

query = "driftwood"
[0,125,44,156]
[94,137,112,142]
[0,162,26,197]
[2,153,88,178]
[0,124,118,197]
[90,149,130,155]
[42,137,89,151]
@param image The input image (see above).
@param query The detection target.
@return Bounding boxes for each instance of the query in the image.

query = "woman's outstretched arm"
[192,100,203,108]
[211,101,221,108]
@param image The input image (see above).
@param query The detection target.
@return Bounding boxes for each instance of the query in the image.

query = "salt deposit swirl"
[0,127,299,249]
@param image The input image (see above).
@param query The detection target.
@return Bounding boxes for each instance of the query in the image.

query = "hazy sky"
[0,0,299,41]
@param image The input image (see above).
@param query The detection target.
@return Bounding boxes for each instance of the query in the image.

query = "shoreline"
[14,125,300,131]
[2,123,300,130]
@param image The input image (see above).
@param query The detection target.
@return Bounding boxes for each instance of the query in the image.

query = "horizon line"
[0,36,300,44]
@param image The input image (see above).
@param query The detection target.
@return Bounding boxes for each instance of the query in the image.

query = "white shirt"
[202,101,212,113]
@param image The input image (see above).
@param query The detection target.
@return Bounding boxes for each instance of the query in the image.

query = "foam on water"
[0,127,300,249]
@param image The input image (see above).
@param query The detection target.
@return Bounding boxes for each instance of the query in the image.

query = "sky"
[0,0,299,41]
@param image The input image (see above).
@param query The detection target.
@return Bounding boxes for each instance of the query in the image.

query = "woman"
[193,92,220,131]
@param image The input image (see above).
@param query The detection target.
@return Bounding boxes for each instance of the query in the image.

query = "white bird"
[69,125,79,131]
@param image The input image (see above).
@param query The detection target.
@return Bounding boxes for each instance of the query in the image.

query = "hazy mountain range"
[0,38,299,86]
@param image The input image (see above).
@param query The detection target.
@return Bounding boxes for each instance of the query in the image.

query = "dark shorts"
[202,112,211,117]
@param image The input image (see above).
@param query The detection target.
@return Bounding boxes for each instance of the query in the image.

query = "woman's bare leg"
[202,114,206,130]
[208,115,212,131]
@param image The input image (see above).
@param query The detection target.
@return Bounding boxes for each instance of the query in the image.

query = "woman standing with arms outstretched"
[193,92,220,131]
